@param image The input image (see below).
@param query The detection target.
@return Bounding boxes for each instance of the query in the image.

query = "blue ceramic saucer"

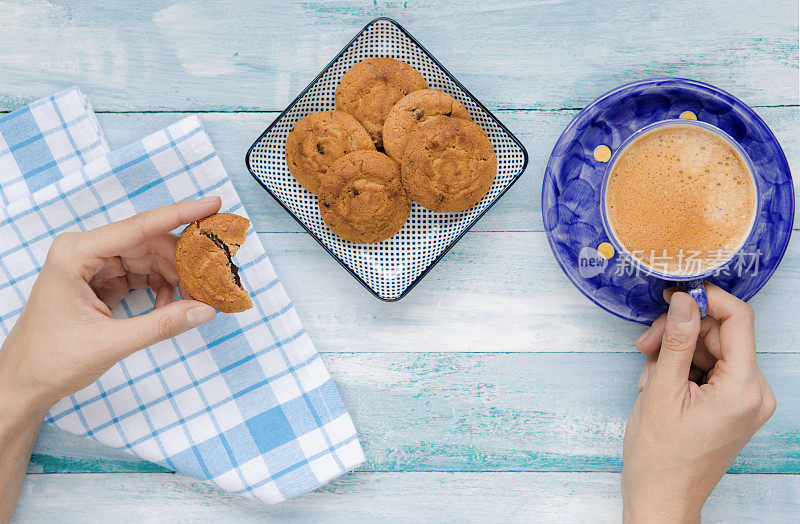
[542,78,794,323]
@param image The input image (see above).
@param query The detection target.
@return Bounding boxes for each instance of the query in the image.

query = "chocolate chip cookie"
[285,110,375,195]
[175,213,253,313]
[335,57,428,149]
[382,89,472,163]
[401,116,497,213]
[318,150,411,243]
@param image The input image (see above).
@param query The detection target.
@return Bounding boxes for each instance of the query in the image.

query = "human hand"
[0,197,222,415]
[621,284,776,522]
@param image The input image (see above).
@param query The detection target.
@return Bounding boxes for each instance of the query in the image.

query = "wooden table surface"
[4,1,799,522]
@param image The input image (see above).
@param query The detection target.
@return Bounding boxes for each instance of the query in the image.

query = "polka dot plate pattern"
[246,18,528,300]
[543,78,794,323]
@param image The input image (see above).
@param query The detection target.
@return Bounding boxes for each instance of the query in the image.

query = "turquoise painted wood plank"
[28,352,800,474]
[14,472,800,522]
[0,1,797,112]
[84,108,800,234]
[266,231,800,353]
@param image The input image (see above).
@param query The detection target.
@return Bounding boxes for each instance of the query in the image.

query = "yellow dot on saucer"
[679,110,697,120]
[597,242,615,259]
[593,144,611,162]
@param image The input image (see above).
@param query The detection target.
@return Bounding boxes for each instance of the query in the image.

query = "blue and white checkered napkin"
[0,104,363,502]
[0,87,108,205]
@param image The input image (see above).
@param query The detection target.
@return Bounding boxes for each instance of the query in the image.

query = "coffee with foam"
[605,123,756,276]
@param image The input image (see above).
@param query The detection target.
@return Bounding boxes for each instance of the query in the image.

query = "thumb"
[648,292,700,395]
[106,300,216,357]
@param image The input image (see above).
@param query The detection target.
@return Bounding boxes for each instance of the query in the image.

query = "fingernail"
[635,327,651,346]
[199,196,220,204]
[639,360,654,391]
[637,367,646,391]
[668,292,693,323]
[187,305,216,327]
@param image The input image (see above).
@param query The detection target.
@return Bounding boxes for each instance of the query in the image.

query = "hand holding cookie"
[0,198,223,412]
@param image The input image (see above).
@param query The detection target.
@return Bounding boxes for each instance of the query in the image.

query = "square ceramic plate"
[245,17,528,300]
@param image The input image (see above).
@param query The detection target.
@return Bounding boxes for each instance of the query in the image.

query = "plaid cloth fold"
[0,87,108,205]
[0,113,363,503]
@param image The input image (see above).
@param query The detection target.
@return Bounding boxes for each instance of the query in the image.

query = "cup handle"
[682,280,709,318]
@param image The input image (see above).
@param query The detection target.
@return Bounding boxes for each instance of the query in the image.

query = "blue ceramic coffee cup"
[599,119,760,318]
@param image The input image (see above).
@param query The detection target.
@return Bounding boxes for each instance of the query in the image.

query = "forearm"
[0,381,46,523]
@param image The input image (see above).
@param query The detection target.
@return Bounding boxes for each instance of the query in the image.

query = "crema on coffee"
[605,123,756,276]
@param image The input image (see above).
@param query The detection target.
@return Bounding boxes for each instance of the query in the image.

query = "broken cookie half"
[175,212,253,313]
